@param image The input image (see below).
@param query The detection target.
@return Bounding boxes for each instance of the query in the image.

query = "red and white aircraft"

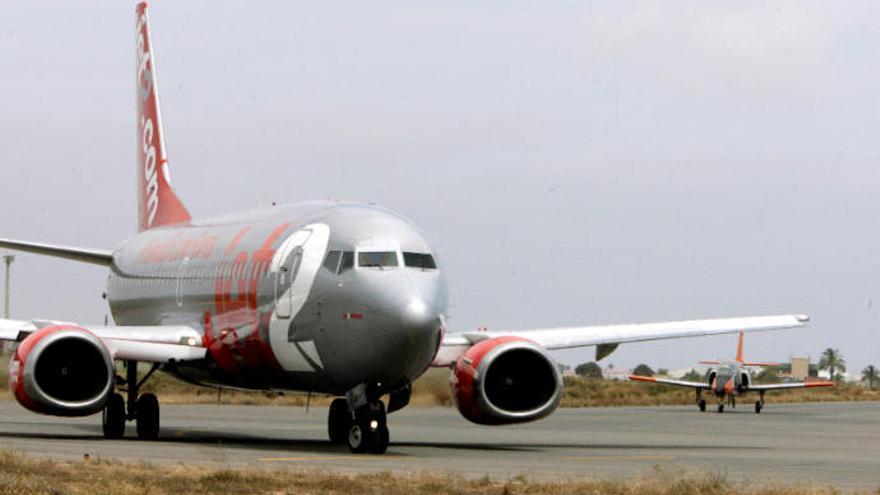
[0,3,809,454]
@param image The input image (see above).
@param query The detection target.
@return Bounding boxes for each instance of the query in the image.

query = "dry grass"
[0,352,877,407]
[0,449,864,495]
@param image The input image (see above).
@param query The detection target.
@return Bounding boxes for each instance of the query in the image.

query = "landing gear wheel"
[102,393,126,439]
[347,400,388,454]
[717,404,724,413]
[136,393,160,440]
[368,425,390,454]
[698,400,706,412]
[348,421,369,453]
[328,398,350,444]
[755,401,763,414]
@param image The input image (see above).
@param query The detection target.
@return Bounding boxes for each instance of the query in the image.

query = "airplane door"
[267,223,331,372]
[274,247,303,318]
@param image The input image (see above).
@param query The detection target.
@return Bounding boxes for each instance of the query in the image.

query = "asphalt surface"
[0,399,877,489]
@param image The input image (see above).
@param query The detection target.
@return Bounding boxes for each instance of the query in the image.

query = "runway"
[0,399,877,489]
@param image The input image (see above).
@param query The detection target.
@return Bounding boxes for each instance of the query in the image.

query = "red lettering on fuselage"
[207,223,291,374]
[136,232,217,264]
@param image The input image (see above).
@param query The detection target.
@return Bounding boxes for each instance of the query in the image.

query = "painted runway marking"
[257,455,396,462]
[562,455,675,462]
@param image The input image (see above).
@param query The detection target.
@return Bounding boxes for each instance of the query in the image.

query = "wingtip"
[629,375,655,383]
[795,314,811,323]
[806,381,835,388]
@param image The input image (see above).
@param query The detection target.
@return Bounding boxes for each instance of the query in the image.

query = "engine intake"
[452,337,562,425]
[9,326,114,416]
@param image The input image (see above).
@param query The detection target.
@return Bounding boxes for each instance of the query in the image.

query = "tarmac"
[0,399,877,489]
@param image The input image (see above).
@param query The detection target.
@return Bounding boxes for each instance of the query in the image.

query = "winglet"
[136,2,191,232]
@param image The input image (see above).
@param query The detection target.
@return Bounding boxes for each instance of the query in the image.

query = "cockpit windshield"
[403,252,437,270]
[357,251,399,268]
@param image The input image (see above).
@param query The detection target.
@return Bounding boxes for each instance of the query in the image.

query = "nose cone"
[324,267,447,389]
[371,274,447,381]
[722,378,735,395]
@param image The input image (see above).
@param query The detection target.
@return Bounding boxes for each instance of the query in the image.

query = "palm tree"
[862,365,880,390]
[818,348,846,381]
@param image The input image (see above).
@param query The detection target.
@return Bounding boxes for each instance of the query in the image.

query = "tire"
[698,400,706,412]
[755,402,762,414]
[328,399,350,444]
[717,404,724,413]
[368,425,389,455]
[102,393,126,439]
[348,422,369,453]
[136,393,160,440]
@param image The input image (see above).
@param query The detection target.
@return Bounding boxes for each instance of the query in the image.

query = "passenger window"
[403,252,437,270]
[338,251,354,273]
[358,251,399,268]
[323,250,341,273]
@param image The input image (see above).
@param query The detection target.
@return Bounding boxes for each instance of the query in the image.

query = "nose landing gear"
[347,401,389,454]
[328,383,392,454]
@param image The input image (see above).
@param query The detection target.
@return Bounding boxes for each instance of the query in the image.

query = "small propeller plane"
[629,332,833,413]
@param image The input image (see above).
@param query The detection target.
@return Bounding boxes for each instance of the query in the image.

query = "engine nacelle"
[9,326,114,416]
[739,372,750,392]
[452,337,562,425]
[707,371,717,388]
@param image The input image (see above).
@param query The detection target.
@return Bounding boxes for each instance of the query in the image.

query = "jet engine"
[707,371,717,388]
[738,372,750,393]
[451,336,562,425]
[8,326,114,416]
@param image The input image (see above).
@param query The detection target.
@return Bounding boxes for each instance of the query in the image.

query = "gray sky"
[1,2,878,374]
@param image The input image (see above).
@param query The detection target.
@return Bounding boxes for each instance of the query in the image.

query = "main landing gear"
[102,360,161,440]
[696,389,707,412]
[755,391,765,414]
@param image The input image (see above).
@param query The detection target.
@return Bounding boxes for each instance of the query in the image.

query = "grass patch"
[0,449,860,495]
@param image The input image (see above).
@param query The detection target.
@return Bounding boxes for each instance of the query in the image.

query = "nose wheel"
[328,392,390,454]
[347,400,389,454]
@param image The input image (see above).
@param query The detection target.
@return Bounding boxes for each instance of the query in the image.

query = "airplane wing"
[629,375,708,389]
[749,381,834,391]
[0,238,113,266]
[0,318,205,363]
[433,314,809,367]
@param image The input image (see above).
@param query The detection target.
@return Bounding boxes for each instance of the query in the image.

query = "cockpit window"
[357,251,399,268]
[322,250,341,273]
[403,252,437,270]
[339,251,354,273]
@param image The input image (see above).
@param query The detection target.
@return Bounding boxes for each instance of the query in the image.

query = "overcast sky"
[1,2,878,374]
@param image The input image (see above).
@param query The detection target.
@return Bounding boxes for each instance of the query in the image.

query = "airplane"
[629,332,833,413]
[0,2,810,455]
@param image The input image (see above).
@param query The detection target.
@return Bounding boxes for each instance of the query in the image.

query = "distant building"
[778,357,818,380]
[602,368,631,381]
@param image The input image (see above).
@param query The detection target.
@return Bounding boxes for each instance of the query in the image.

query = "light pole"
[3,254,12,319]
[2,255,12,354]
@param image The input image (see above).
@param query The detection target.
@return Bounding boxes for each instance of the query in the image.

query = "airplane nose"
[402,297,433,328]
[723,379,735,394]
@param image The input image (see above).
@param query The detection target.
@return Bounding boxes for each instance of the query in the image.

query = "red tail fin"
[136,3,191,232]
[735,331,744,363]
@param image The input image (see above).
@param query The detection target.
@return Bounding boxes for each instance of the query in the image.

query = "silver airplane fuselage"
[709,361,749,399]
[106,201,448,396]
